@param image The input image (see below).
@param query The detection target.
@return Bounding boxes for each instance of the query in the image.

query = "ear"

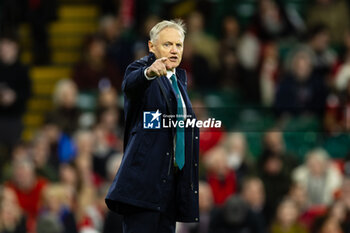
[148,40,155,53]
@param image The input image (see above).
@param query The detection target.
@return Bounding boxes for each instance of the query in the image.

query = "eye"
[164,43,170,47]
[176,43,182,48]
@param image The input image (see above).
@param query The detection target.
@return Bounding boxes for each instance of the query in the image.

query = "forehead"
[157,27,183,43]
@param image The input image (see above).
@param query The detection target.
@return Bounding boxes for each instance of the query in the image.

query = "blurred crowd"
[2,0,350,232]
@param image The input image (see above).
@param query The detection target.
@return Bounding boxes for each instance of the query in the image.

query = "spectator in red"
[204,146,236,205]
[312,200,348,233]
[191,98,225,156]
[72,130,106,232]
[5,159,48,233]
[225,133,256,191]
[72,34,122,92]
[333,28,350,91]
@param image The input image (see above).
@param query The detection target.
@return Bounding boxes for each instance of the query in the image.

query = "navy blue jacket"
[105,53,200,223]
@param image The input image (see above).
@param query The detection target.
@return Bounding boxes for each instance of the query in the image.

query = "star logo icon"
[151,109,162,122]
[143,110,162,129]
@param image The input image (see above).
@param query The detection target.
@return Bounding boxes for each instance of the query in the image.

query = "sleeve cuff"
[144,68,157,80]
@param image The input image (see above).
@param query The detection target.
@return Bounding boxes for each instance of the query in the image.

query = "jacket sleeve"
[122,60,152,99]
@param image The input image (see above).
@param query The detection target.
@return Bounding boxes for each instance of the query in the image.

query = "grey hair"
[149,19,186,43]
[284,44,316,71]
[306,148,330,162]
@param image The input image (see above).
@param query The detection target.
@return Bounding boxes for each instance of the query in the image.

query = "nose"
[170,45,178,54]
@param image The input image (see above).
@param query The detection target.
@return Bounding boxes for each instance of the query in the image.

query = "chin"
[167,64,177,70]
[172,62,180,68]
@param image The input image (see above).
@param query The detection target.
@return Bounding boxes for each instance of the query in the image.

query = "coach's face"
[149,27,184,70]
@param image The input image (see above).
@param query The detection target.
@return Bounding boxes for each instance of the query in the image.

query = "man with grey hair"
[105,19,200,233]
[292,148,342,205]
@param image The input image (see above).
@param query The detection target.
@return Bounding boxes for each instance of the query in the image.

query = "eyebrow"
[163,41,183,45]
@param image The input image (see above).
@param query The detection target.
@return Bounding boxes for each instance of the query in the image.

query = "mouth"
[168,56,178,62]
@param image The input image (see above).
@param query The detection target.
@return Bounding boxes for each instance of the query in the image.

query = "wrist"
[146,68,151,77]
[144,68,156,80]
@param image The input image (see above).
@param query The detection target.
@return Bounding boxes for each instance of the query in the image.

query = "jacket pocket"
[130,131,156,169]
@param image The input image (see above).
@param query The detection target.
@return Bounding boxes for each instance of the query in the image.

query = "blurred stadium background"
[1,0,350,232]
